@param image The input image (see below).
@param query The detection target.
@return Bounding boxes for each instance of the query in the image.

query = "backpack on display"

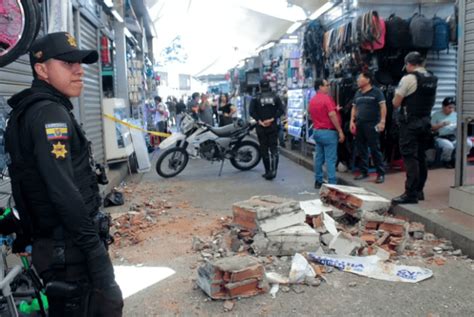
[303,19,325,76]
[432,16,450,52]
[385,14,412,49]
[409,13,433,48]
[446,13,457,43]
[360,11,386,51]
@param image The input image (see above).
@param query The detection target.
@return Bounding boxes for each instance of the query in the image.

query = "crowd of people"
[146,92,242,136]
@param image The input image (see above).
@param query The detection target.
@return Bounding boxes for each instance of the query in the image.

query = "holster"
[93,210,113,249]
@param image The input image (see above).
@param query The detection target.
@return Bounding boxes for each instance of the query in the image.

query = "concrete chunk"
[252,224,320,256]
[328,232,365,256]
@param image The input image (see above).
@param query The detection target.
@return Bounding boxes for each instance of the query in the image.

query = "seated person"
[431,97,473,168]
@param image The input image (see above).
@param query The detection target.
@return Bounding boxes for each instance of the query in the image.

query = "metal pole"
[455,0,466,187]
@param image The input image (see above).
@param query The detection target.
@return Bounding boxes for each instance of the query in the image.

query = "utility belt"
[398,107,430,124]
[37,210,112,271]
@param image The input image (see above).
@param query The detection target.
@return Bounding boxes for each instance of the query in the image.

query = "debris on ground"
[308,253,433,283]
[319,184,391,218]
[231,196,319,256]
[188,190,467,300]
[196,255,269,299]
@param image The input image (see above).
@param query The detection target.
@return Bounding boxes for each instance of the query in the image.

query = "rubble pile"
[196,255,269,299]
[232,196,319,256]
[111,199,173,247]
[192,187,467,302]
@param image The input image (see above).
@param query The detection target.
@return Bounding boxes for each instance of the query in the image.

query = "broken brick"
[196,255,268,299]
[379,223,405,237]
[365,221,379,230]
[360,233,377,245]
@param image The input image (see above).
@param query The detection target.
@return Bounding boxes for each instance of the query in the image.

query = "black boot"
[262,156,270,178]
[266,153,279,180]
[392,193,418,205]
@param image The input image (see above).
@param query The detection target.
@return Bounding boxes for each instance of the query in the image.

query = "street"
[111,154,474,317]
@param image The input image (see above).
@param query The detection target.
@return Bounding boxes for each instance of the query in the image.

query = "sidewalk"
[280,147,474,258]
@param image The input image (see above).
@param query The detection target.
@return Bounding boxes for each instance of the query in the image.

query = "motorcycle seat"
[208,124,239,137]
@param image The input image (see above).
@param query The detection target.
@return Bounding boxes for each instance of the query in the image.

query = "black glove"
[92,283,124,316]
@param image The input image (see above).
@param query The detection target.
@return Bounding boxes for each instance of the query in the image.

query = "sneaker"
[375,175,385,184]
[314,181,323,189]
[354,174,369,181]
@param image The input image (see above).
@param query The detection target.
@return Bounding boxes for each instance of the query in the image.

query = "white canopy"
[146,0,328,76]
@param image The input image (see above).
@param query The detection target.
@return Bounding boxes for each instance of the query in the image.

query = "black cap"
[442,97,456,106]
[404,51,425,66]
[29,32,98,66]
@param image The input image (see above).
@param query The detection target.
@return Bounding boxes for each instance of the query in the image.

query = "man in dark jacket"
[5,32,123,316]
[249,79,284,180]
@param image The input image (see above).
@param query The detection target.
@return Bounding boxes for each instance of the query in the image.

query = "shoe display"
[392,193,418,204]
[375,175,385,184]
[354,174,369,181]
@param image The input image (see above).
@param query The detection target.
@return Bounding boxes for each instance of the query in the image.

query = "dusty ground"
[107,156,474,317]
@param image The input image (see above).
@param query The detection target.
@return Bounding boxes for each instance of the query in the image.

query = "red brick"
[365,221,380,230]
[360,233,377,245]
[379,223,405,236]
[232,207,257,231]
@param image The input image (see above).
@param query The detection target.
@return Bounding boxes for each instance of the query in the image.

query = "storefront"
[450,0,474,215]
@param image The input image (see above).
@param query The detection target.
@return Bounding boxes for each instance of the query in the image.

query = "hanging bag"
[409,13,434,48]
[385,14,412,49]
[432,16,450,52]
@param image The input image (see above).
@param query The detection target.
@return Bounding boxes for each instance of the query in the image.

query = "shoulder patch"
[51,142,68,159]
[45,123,68,141]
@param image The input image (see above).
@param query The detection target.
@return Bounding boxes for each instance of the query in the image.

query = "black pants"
[33,240,123,317]
[256,125,278,160]
[399,117,432,197]
[355,121,385,175]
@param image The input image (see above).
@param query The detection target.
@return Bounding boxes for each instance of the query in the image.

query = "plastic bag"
[289,253,315,284]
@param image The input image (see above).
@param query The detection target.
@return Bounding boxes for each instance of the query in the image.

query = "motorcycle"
[155,113,261,178]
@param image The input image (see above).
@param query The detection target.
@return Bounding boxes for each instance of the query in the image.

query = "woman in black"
[218,93,236,126]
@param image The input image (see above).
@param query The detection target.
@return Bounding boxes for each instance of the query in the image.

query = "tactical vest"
[401,71,438,118]
[4,96,101,239]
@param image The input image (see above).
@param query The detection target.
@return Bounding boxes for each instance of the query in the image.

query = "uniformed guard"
[249,79,284,180]
[5,32,123,316]
[392,52,438,204]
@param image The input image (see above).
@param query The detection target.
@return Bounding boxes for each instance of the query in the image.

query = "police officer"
[392,52,438,204]
[5,32,123,316]
[249,79,284,180]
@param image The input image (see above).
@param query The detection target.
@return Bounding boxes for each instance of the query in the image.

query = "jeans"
[313,129,338,184]
[355,121,385,176]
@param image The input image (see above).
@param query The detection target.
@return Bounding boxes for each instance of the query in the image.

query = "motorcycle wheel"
[230,140,261,171]
[156,147,189,178]
[0,0,40,67]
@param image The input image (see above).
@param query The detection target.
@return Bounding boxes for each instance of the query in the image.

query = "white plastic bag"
[289,253,315,284]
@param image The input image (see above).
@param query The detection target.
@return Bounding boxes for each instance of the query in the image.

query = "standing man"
[153,96,168,134]
[199,93,214,125]
[392,52,438,204]
[5,32,123,315]
[175,97,187,127]
[350,71,387,184]
[249,79,284,180]
[309,79,345,189]
[188,92,200,120]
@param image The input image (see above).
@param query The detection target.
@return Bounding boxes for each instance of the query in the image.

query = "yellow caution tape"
[103,113,171,138]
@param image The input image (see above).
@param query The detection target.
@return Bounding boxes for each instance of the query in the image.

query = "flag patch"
[45,123,68,141]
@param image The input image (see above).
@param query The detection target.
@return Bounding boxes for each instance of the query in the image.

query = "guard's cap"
[404,51,425,66]
[29,32,98,66]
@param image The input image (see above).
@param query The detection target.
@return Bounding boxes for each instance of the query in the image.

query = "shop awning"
[146,0,323,76]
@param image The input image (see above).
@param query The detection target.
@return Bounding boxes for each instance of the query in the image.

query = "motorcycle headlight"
[180,114,194,134]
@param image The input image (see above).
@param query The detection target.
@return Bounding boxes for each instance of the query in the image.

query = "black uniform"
[5,79,123,316]
[249,88,284,180]
[398,71,438,201]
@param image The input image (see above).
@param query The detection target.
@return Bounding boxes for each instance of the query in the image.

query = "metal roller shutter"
[79,15,105,165]
[426,46,458,113]
[0,56,33,113]
[462,0,474,118]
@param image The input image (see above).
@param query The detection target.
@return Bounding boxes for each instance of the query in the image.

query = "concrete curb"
[280,147,474,258]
